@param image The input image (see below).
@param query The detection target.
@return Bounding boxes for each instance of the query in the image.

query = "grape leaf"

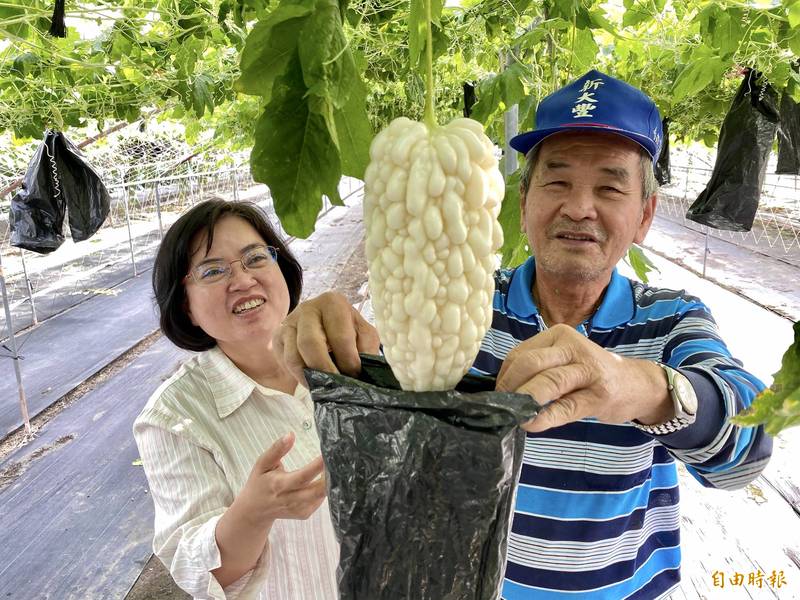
[732,320,800,436]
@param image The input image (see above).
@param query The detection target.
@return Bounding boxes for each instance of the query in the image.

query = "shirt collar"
[506,256,634,328]
[198,346,257,418]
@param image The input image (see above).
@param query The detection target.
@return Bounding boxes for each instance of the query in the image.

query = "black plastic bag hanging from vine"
[307,354,540,600]
[10,131,111,254]
[654,117,671,185]
[776,90,800,175]
[686,69,779,232]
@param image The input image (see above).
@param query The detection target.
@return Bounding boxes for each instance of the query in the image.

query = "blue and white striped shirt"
[471,257,772,599]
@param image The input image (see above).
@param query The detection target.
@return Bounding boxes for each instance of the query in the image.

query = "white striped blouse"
[133,346,339,600]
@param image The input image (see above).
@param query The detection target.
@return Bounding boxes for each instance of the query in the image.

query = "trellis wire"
[658,160,800,268]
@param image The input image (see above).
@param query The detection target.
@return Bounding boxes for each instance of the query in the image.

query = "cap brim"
[509,125,658,161]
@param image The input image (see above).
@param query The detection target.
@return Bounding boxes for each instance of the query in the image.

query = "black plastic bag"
[776,91,800,174]
[307,354,540,600]
[654,117,671,185]
[10,130,110,254]
[686,69,779,232]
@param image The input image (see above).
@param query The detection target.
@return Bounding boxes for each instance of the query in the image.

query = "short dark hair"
[153,199,303,352]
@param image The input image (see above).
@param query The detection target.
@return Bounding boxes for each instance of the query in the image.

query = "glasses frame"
[184,244,279,285]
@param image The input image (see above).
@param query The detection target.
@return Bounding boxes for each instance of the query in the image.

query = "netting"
[0,125,260,339]
[658,147,800,268]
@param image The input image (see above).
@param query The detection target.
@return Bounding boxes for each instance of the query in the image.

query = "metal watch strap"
[632,364,692,436]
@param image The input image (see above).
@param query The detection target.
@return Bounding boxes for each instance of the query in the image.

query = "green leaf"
[408,0,425,68]
[235,2,314,99]
[588,9,617,35]
[11,52,39,77]
[625,244,658,283]
[511,0,534,13]
[498,169,529,268]
[671,47,725,102]
[298,0,356,109]
[192,74,215,117]
[0,0,30,38]
[430,0,443,25]
[622,4,650,28]
[711,9,744,59]
[471,62,526,124]
[732,320,800,435]
[333,78,373,179]
[408,0,441,66]
[514,27,548,50]
[552,0,579,20]
[572,28,599,72]
[250,58,342,238]
[769,62,791,90]
[789,27,800,56]
[786,0,800,29]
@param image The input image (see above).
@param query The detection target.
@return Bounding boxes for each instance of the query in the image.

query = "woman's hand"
[213,432,326,587]
[235,432,327,526]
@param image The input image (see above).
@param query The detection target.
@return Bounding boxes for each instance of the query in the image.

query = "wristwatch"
[633,364,698,435]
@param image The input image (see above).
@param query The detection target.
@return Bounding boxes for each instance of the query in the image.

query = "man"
[274,70,772,599]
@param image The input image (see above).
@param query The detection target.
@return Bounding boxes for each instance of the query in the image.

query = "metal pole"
[19,250,38,326]
[0,251,31,435]
[502,51,519,178]
[187,161,196,205]
[123,186,137,276]
[703,231,709,278]
[154,184,164,240]
[232,169,240,202]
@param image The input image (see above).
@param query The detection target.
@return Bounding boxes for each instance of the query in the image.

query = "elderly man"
[274,70,772,599]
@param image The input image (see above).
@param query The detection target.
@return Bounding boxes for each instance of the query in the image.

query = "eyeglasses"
[185,245,279,285]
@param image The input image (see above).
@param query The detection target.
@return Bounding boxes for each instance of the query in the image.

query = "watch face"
[673,372,698,415]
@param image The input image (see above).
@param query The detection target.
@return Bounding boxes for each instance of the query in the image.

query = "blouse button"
[302,419,312,430]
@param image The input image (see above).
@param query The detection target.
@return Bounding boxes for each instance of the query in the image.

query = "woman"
[134,199,338,599]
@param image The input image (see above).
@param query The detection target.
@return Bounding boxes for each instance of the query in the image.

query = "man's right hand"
[273,291,381,386]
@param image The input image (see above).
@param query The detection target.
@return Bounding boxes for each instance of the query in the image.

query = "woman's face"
[183,215,291,353]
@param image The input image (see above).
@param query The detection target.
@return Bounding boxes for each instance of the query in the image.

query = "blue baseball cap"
[509,70,663,161]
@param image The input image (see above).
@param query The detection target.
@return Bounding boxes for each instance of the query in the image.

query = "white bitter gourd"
[363,116,505,391]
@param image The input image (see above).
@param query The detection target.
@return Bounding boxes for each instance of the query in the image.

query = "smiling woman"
[133,199,339,600]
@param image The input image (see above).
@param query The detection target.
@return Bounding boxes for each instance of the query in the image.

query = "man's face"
[520,131,657,284]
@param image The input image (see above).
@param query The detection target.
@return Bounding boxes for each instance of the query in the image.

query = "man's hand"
[496,324,673,433]
[273,291,381,386]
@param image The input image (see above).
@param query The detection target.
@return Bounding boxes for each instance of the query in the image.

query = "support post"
[154,184,164,240]
[0,251,31,435]
[19,250,38,326]
[123,186,137,276]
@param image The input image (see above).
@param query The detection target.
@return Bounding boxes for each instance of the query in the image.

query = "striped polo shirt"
[470,257,772,599]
